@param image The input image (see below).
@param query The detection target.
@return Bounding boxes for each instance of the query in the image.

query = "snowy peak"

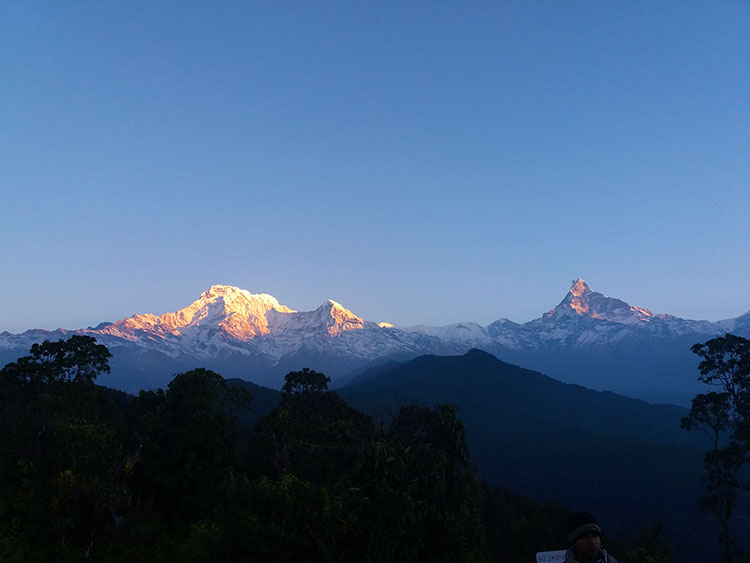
[543,278,667,325]
[554,278,615,317]
[313,299,365,336]
[98,285,296,341]
[570,278,590,299]
[3,279,748,397]
[553,279,593,315]
[92,286,367,343]
[196,285,296,318]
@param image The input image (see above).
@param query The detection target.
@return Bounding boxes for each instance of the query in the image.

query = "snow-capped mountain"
[89,285,376,355]
[405,278,727,348]
[0,284,443,391]
[1,280,747,404]
[547,278,669,324]
[97,285,296,342]
[505,279,724,346]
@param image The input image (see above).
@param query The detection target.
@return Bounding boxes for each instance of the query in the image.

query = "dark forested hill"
[339,349,714,563]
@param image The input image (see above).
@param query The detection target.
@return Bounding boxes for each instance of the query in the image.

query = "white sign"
[536,550,566,563]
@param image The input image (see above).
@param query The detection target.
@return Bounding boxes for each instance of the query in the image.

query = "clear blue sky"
[2,2,748,333]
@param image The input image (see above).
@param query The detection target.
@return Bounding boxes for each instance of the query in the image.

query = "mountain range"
[4,282,747,561]
[2,279,748,404]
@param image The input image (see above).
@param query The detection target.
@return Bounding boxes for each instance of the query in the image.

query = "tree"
[682,333,750,562]
[0,336,119,561]
[281,367,331,396]
[341,403,491,562]
[0,334,111,385]
[124,368,252,524]
[249,368,373,483]
[607,523,676,563]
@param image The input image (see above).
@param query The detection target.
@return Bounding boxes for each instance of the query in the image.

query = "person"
[564,512,619,563]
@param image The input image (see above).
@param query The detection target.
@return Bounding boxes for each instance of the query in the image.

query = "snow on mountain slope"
[401,322,490,346]
[267,299,365,336]
[0,279,740,357]
[399,279,726,350]
[95,285,296,342]
[544,279,673,324]
[1,279,747,398]
[717,310,750,333]
[75,285,394,361]
[519,279,723,347]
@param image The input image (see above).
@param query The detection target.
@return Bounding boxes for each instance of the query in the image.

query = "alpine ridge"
[546,278,672,324]
[93,285,369,343]
[97,285,297,341]
[1,279,748,403]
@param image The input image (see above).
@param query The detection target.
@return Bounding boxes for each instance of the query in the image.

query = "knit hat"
[567,512,602,544]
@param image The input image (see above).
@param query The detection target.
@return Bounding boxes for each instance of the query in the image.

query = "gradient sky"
[2,2,749,333]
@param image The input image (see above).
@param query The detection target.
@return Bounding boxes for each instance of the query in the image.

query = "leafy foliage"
[340,348,708,561]
[607,523,676,563]
[0,336,119,561]
[482,486,571,562]
[1,334,111,385]
[0,339,679,561]
[683,334,750,562]
[124,368,252,524]
[248,367,372,483]
[281,367,331,396]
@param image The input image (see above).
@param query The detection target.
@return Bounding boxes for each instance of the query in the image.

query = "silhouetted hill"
[339,349,713,563]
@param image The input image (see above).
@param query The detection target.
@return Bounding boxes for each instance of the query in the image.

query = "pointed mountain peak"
[325,298,346,310]
[313,299,365,335]
[314,299,357,316]
[552,279,597,316]
[543,278,664,325]
[569,278,591,297]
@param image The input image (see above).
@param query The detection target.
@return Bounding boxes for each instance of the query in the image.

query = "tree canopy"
[683,333,750,563]
[0,336,680,562]
[0,336,117,561]
[1,334,111,385]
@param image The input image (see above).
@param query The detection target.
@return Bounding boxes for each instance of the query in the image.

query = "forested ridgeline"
[1,336,675,562]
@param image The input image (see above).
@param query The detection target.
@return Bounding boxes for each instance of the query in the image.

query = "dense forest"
[0,336,688,561]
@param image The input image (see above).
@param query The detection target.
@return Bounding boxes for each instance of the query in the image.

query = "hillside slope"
[339,350,715,562]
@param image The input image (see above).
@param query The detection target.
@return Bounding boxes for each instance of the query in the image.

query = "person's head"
[568,512,602,562]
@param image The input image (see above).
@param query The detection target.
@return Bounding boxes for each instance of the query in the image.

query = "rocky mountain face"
[1,280,747,403]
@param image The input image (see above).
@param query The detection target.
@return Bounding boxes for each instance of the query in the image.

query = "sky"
[1,2,749,333]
